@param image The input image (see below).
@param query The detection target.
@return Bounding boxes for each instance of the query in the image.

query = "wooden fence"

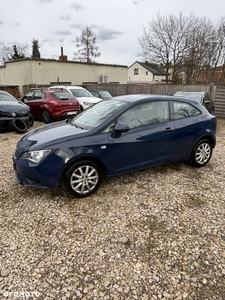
[84,83,225,118]
[20,82,225,118]
[84,83,216,97]
[214,87,225,117]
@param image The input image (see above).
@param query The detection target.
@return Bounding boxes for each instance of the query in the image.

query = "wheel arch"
[60,156,107,184]
[40,107,51,115]
[194,134,216,149]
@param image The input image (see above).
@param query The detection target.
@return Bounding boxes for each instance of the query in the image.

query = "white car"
[49,85,102,110]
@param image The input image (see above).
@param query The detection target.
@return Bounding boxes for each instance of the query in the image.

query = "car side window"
[23,92,34,101]
[203,93,211,104]
[103,120,116,133]
[204,93,210,100]
[33,91,43,99]
[172,101,201,119]
[117,101,169,129]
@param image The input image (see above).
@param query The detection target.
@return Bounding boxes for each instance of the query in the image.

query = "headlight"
[83,101,93,106]
[21,150,51,164]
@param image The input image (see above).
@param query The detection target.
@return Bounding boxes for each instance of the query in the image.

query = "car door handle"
[165,127,173,132]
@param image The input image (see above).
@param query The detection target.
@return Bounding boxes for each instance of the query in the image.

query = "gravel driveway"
[0,119,225,300]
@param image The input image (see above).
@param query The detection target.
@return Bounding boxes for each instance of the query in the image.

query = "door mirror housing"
[113,123,129,138]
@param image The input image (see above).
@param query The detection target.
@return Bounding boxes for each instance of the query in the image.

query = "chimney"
[59,47,68,61]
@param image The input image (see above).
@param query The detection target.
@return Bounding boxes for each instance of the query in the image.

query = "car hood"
[0,101,30,113]
[77,97,102,103]
[18,120,93,151]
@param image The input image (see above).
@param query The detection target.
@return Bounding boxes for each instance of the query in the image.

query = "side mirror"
[113,122,129,138]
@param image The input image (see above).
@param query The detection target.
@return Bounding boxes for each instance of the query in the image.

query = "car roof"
[175,91,205,95]
[90,90,110,92]
[113,94,198,104]
[50,85,86,90]
[45,90,75,95]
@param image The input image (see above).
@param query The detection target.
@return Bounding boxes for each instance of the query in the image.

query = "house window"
[146,71,148,75]
[134,68,139,75]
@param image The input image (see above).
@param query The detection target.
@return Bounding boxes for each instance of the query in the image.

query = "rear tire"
[190,139,212,167]
[10,119,28,134]
[41,110,52,124]
[62,160,103,197]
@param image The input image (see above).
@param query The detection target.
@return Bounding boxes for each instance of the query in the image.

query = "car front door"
[25,91,44,118]
[104,101,176,175]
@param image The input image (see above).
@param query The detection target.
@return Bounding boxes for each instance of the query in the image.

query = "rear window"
[51,92,75,100]
[172,101,201,119]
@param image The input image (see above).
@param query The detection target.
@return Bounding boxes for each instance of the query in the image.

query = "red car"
[21,90,80,123]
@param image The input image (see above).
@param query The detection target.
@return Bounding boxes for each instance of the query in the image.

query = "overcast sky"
[0,0,225,66]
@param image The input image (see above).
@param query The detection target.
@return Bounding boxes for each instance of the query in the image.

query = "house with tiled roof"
[128,61,168,83]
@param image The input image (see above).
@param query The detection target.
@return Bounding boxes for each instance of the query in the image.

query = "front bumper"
[13,150,64,189]
[0,115,32,129]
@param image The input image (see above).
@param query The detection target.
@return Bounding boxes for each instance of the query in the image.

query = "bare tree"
[74,27,100,63]
[138,13,195,83]
[182,17,216,83]
[205,18,225,84]
[138,13,225,84]
[1,43,29,61]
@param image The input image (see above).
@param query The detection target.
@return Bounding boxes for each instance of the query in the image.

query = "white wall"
[0,59,128,94]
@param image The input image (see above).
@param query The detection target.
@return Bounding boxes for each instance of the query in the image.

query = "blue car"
[13,95,217,197]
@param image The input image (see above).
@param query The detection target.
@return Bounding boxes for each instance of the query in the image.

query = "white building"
[128,61,167,83]
[0,58,128,95]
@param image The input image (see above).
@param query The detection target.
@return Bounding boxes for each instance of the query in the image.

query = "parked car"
[174,91,214,114]
[20,90,80,123]
[89,90,113,100]
[0,91,33,133]
[13,94,217,198]
[49,85,102,110]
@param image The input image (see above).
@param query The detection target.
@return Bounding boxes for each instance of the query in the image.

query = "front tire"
[190,139,212,167]
[62,160,103,197]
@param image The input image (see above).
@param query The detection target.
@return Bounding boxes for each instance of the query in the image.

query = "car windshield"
[71,99,128,129]
[100,91,112,98]
[0,92,17,102]
[52,92,75,100]
[176,93,202,103]
[70,89,93,97]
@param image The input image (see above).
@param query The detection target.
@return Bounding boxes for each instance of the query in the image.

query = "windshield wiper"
[73,122,83,129]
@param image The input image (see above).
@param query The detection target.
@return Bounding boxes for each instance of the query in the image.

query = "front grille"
[0,110,29,117]
[15,112,29,117]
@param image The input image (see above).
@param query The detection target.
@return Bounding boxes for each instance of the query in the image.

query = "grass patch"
[140,218,165,232]
[188,196,206,208]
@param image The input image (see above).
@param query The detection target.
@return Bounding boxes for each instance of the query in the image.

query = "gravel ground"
[0,119,225,300]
